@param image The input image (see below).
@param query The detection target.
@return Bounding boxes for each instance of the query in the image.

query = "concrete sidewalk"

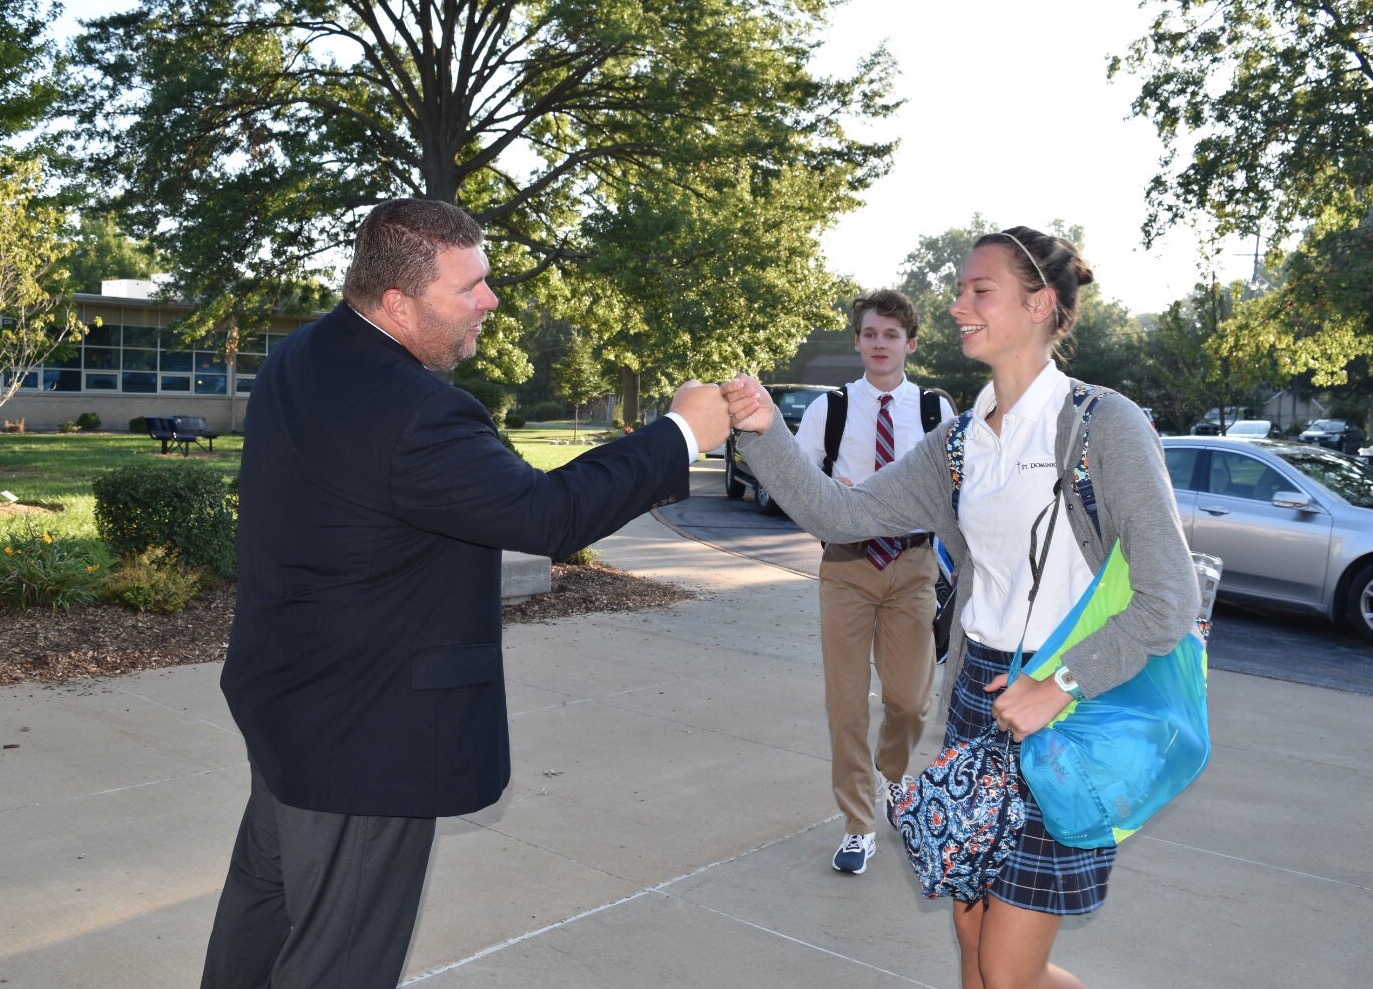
[2,472,1371,987]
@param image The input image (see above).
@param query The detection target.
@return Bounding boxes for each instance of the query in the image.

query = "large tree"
[0,0,60,142]
[64,0,897,412]
[0,156,83,412]
[1112,0,1373,377]
[553,329,607,439]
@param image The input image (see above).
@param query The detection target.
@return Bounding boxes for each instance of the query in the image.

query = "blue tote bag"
[1010,540,1211,848]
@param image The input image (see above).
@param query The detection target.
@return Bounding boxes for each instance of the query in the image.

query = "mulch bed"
[0,562,694,686]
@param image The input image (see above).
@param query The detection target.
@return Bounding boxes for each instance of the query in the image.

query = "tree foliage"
[63,0,898,395]
[0,0,60,142]
[1137,292,1215,434]
[579,156,857,405]
[1136,281,1260,433]
[1113,0,1373,379]
[63,212,163,293]
[1113,0,1373,245]
[1060,290,1147,399]
[553,330,607,439]
[896,217,997,410]
[1219,201,1373,387]
[0,155,84,411]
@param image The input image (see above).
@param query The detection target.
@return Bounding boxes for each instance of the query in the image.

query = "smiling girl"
[724,226,1197,988]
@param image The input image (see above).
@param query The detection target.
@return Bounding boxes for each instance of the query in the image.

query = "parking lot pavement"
[2,502,1370,988]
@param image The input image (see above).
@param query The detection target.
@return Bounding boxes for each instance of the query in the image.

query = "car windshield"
[1307,420,1343,432]
[773,389,827,417]
[1276,448,1373,508]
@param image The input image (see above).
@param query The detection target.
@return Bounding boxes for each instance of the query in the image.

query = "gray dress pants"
[200,761,436,989]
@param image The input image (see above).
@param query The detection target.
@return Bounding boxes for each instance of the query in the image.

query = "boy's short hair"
[850,289,918,339]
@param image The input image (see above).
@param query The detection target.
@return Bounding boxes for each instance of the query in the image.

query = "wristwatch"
[1053,666,1086,701]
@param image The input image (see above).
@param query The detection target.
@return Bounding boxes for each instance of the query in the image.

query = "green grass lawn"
[507,422,616,471]
[0,423,610,543]
[0,432,245,545]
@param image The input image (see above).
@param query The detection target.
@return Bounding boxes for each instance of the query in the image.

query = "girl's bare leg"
[952,895,1083,989]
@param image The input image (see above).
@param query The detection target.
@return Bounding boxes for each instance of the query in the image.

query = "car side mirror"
[1272,490,1313,511]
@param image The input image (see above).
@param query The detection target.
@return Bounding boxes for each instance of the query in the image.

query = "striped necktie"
[866,393,901,569]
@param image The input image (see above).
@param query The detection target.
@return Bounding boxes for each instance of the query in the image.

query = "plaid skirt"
[945,640,1116,915]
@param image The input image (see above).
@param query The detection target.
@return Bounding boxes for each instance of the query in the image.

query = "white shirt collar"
[349,304,405,348]
[852,373,912,404]
[972,362,1067,423]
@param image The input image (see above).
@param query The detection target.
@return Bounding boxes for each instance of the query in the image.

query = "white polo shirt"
[958,363,1096,652]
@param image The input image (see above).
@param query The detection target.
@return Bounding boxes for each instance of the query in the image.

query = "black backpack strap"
[920,388,943,434]
[822,386,848,477]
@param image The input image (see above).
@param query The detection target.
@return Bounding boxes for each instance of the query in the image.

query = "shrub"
[497,430,524,459]
[225,472,240,521]
[57,419,80,433]
[76,411,101,431]
[504,410,526,429]
[0,521,106,611]
[92,461,237,580]
[554,546,599,566]
[99,546,202,613]
[128,416,148,433]
[524,400,567,422]
[458,376,516,426]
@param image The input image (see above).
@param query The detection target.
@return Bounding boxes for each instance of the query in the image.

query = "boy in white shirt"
[792,289,953,874]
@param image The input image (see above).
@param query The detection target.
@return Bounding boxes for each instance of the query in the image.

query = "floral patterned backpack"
[885,728,1027,901]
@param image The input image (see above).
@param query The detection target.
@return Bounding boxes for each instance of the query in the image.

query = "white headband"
[999,232,1049,289]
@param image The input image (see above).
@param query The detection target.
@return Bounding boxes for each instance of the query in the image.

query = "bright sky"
[814,0,1256,314]
[56,0,1251,315]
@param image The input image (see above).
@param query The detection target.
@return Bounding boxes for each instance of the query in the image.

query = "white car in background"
[1225,419,1277,439]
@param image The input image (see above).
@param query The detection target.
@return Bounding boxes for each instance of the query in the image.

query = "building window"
[6,312,307,396]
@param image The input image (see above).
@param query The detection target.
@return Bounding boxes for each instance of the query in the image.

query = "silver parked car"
[1162,436,1373,641]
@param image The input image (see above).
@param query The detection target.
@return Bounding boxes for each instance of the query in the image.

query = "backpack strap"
[821,386,848,478]
[920,388,943,434]
[946,410,975,519]
[1067,382,1111,537]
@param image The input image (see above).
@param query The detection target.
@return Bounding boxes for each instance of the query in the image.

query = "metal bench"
[172,415,219,452]
[145,416,193,456]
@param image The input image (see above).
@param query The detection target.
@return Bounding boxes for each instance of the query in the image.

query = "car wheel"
[1346,563,1373,643]
[755,483,783,516]
[723,447,746,499]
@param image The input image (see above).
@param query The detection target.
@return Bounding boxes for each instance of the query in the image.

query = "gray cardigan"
[736,387,1200,702]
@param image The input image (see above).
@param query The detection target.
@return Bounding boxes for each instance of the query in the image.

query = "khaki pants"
[819,540,938,834]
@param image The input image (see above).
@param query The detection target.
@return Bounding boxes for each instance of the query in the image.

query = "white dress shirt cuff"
[664,411,701,462]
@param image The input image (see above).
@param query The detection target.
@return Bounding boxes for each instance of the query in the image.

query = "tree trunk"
[619,366,640,427]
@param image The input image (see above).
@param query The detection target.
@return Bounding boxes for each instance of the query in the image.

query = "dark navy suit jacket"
[222,303,690,817]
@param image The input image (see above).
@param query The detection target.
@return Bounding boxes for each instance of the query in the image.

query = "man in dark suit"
[201,198,729,989]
